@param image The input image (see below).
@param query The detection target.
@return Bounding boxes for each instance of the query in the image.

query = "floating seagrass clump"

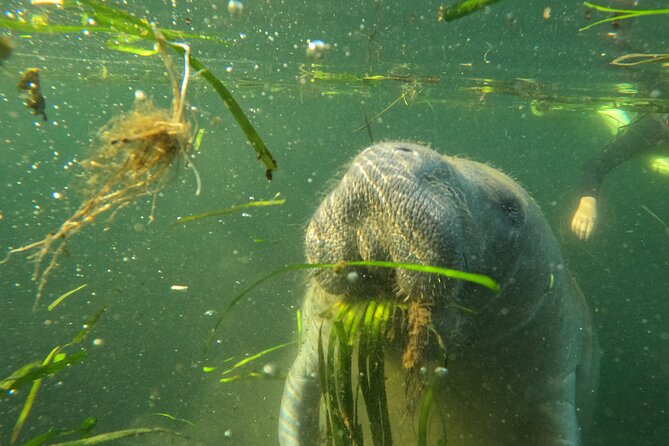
[83,94,191,205]
[318,297,450,446]
[2,31,197,309]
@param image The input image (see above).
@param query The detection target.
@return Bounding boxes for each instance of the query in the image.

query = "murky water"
[1,1,667,445]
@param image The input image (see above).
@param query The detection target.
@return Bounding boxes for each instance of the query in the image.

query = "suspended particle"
[228,0,244,17]
[306,40,331,60]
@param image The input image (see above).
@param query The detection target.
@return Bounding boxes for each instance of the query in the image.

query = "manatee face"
[306,141,544,347]
[280,142,598,446]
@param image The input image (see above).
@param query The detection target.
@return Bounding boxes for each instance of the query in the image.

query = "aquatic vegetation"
[3,303,186,445]
[180,49,277,179]
[64,0,276,176]
[0,0,284,306]
[47,283,88,311]
[9,347,85,444]
[2,27,195,308]
[0,0,229,45]
[204,259,490,441]
[480,77,669,114]
[206,260,499,349]
[355,81,425,137]
[205,341,295,383]
[150,413,196,429]
[318,300,392,445]
[26,426,186,446]
[438,0,504,23]
[581,3,669,68]
[318,299,448,445]
[299,66,439,140]
[204,261,492,441]
[175,197,286,225]
[416,366,448,446]
[610,53,669,67]
[581,2,669,32]
[301,63,667,116]
[1,306,106,443]
[21,417,97,446]
[299,64,440,86]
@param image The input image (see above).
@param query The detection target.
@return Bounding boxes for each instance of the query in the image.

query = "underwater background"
[1,0,667,445]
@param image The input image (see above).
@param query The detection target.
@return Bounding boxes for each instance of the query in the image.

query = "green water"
[1,1,667,445]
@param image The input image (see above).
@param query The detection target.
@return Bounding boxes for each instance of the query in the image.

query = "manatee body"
[279,142,599,446]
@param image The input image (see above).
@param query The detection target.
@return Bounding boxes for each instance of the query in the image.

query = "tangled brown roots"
[2,31,195,309]
[85,97,191,202]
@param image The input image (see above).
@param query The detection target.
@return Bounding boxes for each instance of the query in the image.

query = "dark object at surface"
[17,68,48,121]
[577,114,669,198]
[438,0,503,22]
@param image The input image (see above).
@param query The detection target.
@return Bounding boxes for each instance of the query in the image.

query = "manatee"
[279,141,599,446]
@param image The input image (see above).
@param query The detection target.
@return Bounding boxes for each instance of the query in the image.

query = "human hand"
[571,196,598,240]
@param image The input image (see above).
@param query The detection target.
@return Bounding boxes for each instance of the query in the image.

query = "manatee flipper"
[278,346,320,445]
[279,285,338,445]
[533,372,580,446]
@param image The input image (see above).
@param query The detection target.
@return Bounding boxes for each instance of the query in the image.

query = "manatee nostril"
[395,146,412,153]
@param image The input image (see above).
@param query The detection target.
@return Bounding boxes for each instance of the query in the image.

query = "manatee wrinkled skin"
[279,142,599,446]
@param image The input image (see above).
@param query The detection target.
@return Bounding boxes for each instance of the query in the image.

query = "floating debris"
[0,35,13,63]
[2,30,196,309]
[170,285,189,292]
[17,68,48,121]
[641,205,669,237]
[543,7,551,20]
[438,0,504,23]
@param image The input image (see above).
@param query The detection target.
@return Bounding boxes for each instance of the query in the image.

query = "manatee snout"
[306,141,469,301]
[282,142,598,446]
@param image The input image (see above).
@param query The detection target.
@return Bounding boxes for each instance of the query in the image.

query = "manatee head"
[306,141,553,347]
